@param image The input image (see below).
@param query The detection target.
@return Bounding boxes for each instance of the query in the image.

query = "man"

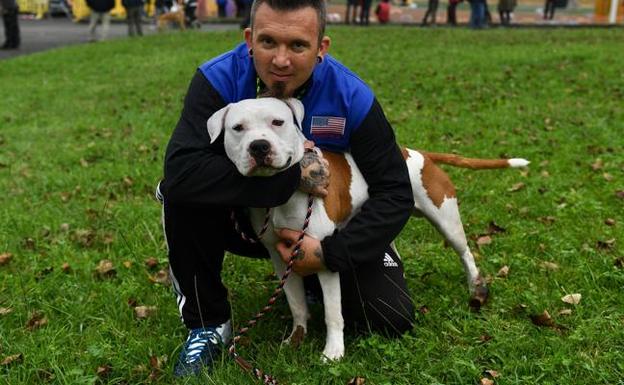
[85,0,115,42]
[158,0,415,377]
[1,0,20,50]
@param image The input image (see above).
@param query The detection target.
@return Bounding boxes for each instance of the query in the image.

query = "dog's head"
[207,97,307,177]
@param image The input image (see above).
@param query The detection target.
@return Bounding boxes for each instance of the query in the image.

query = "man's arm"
[320,98,414,272]
[161,71,301,208]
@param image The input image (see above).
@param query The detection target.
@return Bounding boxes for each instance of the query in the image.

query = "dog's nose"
[249,139,271,159]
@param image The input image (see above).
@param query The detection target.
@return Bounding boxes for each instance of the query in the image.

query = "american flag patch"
[310,116,346,137]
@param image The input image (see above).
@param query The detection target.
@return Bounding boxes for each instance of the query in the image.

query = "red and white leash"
[228,194,315,385]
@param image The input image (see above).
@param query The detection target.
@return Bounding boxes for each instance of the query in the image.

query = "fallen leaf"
[144,257,159,269]
[596,239,616,250]
[347,377,366,385]
[540,261,559,271]
[0,307,13,316]
[418,305,430,314]
[95,259,116,278]
[149,269,170,285]
[123,176,134,187]
[25,311,48,331]
[483,369,500,378]
[487,221,506,234]
[96,365,112,378]
[616,190,624,199]
[149,355,166,370]
[561,293,582,305]
[59,223,70,232]
[480,379,494,385]
[477,235,492,246]
[591,159,603,171]
[1,353,23,366]
[558,309,573,316]
[479,334,493,343]
[0,252,12,266]
[615,257,624,268]
[497,265,510,278]
[127,298,138,308]
[61,263,72,273]
[540,170,550,178]
[134,306,157,319]
[508,182,526,192]
[604,218,616,226]
[530,310,555,327]
[80,158,89,167]
[123,261,133,269]
[538,216,556,225]
[603,173,613,181]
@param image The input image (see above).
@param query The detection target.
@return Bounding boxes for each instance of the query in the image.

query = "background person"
[158,0,415,377]
[1,0,20,50]
[498,0,515,25]
[375,0,390,24]
[122,0,144,36]
[421,0,439,26]
[86,0,115,41]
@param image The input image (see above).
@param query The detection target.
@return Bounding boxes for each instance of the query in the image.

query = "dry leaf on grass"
[561,293,582,305]
[25,311,48,331]
[616,190,624,199]
[0,252,13,266]
[480,378,494,385]
[487,221,506,234]
[596,239,616,250]
[497,265,510,278]
[0,307,13,316]
[476,235,492,247]
[558,309,573,316]
[1,353,23,366]
[145,257,159,269]
[148,270,170,285]
[134,306,157,319]
[95,259,116,278]
[530,310,555,327]
[96,364,112,378]
[508,182,526,192]
[347,377,366,385]
[61,262,72,273]
[590,159,603,171]
[604,218,616,226]
[540,261,560,271]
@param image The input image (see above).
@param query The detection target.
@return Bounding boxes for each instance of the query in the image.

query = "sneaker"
[173,321,231,377]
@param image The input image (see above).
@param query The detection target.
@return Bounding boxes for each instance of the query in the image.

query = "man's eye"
[272,119,284,127]
[232,124,244,132]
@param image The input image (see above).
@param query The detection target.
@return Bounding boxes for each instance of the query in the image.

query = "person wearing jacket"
[1,0,20,49]
[158,0,415,377]
[86,0,115,41]
[122,0,144,36]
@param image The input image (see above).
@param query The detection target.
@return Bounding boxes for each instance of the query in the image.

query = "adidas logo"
[383,253,398,267]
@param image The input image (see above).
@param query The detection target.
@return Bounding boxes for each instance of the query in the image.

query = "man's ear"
[206,106,229,143]
[284,98,304,129]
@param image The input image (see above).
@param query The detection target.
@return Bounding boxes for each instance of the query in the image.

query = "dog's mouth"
[247,156,292,176]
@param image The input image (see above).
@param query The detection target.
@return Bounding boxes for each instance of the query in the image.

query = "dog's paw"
[321,343,344,362]
[283,325,306,349]
[469,278,489,310]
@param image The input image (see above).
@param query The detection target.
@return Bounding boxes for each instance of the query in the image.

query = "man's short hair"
[250,0,327,45]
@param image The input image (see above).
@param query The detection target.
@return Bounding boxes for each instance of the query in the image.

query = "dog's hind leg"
[406,150,488,309]
[317,270,344,361]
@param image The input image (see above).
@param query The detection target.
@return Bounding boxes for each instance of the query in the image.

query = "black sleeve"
[320,98,414,272]
[160,70,301,208]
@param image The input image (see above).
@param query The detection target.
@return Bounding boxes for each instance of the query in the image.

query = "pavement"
[1,4,621,61]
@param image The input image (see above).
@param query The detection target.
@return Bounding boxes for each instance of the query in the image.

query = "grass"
[0,27,623,385]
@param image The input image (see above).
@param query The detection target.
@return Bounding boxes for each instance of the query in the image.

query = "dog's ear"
[283,98,304,130]
[206,106,229,144]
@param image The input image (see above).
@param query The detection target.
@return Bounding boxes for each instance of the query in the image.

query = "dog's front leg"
[316,270,344,361]
[269,252,309,346]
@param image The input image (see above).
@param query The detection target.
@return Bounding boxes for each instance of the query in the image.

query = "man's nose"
[272,46,291,67]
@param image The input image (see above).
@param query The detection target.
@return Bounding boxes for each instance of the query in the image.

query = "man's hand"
[275,228,326,276]
[299,141,330,198]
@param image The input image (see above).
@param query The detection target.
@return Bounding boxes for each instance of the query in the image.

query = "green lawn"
[1,27,623,385]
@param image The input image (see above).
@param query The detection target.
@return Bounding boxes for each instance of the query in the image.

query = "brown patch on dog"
[421,154,457,208]
[321,151,352,223]
[400,147,410,160]
[289,325,305,349]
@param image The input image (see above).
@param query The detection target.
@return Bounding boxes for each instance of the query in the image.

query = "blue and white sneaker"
[173,320,232,377]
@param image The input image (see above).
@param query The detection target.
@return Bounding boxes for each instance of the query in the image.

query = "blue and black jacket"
[162,43,413,272]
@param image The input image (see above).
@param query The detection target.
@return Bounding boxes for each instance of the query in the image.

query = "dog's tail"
[422,152,530,170]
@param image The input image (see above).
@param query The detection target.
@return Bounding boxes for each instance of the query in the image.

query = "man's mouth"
[270,72,292,81]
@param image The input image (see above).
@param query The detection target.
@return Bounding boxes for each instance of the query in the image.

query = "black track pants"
[162,198,415,335]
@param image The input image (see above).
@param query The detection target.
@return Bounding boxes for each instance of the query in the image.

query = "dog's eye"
[232,124,244,132]
[272,119,284,127]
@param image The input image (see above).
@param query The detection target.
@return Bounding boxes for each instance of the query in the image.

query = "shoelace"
[183,330,221,364]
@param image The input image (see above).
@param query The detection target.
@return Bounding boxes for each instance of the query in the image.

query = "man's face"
[244,3,330,98]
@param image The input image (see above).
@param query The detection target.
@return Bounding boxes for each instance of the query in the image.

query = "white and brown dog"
[207,97,528,361]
